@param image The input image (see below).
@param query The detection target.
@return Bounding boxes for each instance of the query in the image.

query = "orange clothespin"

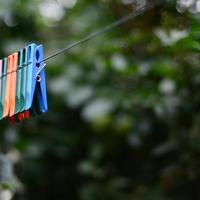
[3,53,18,118]
[9,53,18,117]
[3,55,12,118]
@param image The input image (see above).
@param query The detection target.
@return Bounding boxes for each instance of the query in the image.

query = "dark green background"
[1,0,200,199]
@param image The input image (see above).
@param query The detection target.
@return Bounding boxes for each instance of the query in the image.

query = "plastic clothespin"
[0,60,2,118]
[25,43,48,115]
[0,58,7,119]
[14,51,22,115]
[20,47,28,112]
[9,53,18,117]
[3,55,13,118]
[0,60,2,101]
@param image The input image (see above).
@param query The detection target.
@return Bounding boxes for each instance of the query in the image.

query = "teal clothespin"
[20,47,28,112]
[0,58,7,119]
[14,51,22,115]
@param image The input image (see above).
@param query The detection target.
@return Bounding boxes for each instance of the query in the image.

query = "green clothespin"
[19,47,28,112]
[0,60,2,118]
[14,51,22,114]
[0,58,7,119]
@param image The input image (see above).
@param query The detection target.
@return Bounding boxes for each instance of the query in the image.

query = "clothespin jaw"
[25,43,48,113]
[0,58,7,119]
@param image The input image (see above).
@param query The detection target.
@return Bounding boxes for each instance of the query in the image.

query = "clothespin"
[20,47,28,112]
[14,51,22,115]
[0,58,7,119]
[0,60,2,118]
[9,53,18,117]
[3,55,13,118]
[0,60,2,109]
[25,43,48,114]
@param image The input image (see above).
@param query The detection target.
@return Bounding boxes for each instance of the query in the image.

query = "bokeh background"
[1,0,200,199]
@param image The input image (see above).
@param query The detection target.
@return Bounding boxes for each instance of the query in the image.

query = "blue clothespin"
[25,43,48,114]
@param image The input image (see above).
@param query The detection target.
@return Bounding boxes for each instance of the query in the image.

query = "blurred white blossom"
[155,29,188,46]
[66,86,93,107]
[177,0,200,13]
[82,99,113,121]
[159,79,176,95]
[0,190,13,200]
[49,76,73,95]
[39,0,65,22]
[111,54,127,71]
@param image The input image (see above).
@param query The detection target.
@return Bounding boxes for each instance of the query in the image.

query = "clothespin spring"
[35,63,46,79]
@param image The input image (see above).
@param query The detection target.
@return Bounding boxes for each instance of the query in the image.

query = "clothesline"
[0,0,159,80]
